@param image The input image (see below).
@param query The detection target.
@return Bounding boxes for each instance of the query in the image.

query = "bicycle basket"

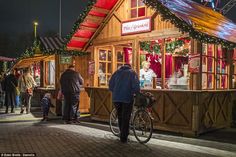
[135,92,156,108]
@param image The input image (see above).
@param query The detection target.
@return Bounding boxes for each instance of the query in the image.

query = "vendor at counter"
[167,68,189,90]
[139,61,157,88]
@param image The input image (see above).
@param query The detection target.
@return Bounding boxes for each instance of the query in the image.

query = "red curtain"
[146,54,161,78]
[145,54,173,78]
[124,47,132,64]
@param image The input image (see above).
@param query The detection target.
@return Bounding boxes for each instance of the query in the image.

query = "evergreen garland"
[143,0,236,49]
[14,39,89,65]
[140,41,161,54]
[65,0,97,47]
[140,38,190,56]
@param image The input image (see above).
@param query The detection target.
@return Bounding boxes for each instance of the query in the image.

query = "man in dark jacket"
[60,65,84,124]
[109,64,140,143]
[4,71,18,113]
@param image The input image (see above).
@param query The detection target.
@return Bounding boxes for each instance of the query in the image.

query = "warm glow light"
[34,22,38,26]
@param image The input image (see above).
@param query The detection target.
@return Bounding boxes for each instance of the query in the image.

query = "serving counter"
[85,87,236,136]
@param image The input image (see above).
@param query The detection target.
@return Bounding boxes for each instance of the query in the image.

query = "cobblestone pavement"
[0,110,236,157]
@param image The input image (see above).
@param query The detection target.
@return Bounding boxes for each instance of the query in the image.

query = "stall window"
[216,46,228,89]
[130,0,146,18]
[45,60,55,86]
[139,37,191,90]
[165,38,191,90]
[231,49,236,88]
[33,63,41,86]
[115,47,125,69]
[98,48,112,86]
[201,44,215,89]
[96,45,133,87]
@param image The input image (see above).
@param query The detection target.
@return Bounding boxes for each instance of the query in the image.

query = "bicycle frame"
[109,96,154,144]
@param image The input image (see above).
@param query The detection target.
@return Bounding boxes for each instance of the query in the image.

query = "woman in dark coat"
[4,71,17,113]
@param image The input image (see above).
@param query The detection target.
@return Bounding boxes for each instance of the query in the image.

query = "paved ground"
[0,109,236,157]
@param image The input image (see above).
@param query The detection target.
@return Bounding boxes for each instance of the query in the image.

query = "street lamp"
[33,21,38,38]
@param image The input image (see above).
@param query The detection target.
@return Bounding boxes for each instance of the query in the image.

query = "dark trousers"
[63,94,80,121]
[42,105,50,117]
[20,92,32,113]
[114,102,133,142]
[5,91,16,112]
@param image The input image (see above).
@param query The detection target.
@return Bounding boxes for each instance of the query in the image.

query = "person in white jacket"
[18,67,37,114]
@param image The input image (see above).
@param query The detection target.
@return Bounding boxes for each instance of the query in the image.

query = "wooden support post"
[98,77,100,87]
[214,45,217,90]
[133,39,139,73]
[40,60,44,87]
[161,39,166,89]
[153,77,157,89]
[55,55,60,90]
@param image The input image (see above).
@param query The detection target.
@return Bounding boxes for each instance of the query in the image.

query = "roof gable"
[66,0,236,50]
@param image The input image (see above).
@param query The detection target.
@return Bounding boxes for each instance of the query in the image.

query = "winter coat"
[109,65,140,103]
[18,73,36,93]
[4,74,17,92]
[60,69,84,95]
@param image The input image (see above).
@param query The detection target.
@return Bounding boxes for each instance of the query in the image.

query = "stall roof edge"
[66,0,236,50]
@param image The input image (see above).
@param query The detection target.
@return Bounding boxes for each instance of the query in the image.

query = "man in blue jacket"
[109,64,140,143]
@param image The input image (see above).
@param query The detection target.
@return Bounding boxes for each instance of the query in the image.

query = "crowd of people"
[0,65,84,124]
[0,67,36,114]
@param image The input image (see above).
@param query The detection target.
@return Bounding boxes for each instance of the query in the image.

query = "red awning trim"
[84,15,105,24]
[80,21,100,28]
[67,0,119,50]
[79,26,97,32]
[74,30,94,38]
[67,47,82,51]
[67,40,87,48]
[89,10,107,17]
[72,37,90,42]
[91,6,110,14]
[95,0,118,10]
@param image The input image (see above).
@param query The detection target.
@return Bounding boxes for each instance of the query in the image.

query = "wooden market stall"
[65,0,236,136]
[13,37,90,114]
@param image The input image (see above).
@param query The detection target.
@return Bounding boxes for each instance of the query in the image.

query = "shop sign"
[121,17,152,36]
[188,54,200,73]
[60,56,72,64]
[88,61,95,75]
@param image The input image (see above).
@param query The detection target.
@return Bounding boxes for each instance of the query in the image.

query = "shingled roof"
[39,36,66,52]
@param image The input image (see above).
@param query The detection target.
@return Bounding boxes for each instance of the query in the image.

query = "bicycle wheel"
[109,108,120,136]
[133,109,153,144]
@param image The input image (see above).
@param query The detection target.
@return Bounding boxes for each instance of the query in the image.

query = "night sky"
[0,0,88,57]
[0,0,235,58]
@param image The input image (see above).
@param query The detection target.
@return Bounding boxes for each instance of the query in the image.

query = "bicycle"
[109,92,155,144]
